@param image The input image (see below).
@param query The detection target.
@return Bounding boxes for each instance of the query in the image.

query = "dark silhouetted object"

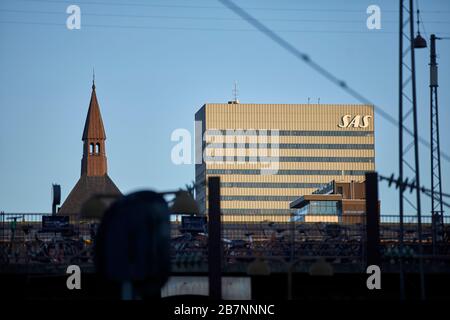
[208,177,222,299]
[180,216,207,234]
[365,172,380,267]
[414,34,427,49]
[429,34,445,252]
[95,191,170,299]
[42,215,70,233]
[51,184,61,215]
[170,190,200,215]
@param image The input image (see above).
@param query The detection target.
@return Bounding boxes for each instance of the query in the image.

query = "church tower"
[81,80,107,176]
[59,79,121,216]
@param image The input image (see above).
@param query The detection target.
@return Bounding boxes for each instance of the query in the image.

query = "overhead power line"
[217,0,450,163]
[379,174,450,209]
[2,9,450,24]
[0,19,429,35]
[11,0,450,14]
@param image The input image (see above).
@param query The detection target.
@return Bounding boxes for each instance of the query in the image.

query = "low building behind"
[290,180,374,223]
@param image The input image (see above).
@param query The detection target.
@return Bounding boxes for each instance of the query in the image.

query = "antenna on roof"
[307,97,310,104]
[234,81,238,101]
[318,98,320,104]
[228,81,240,104]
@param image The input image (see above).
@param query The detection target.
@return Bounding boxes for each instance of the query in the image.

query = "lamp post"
[429,34,448,255]
[412,16,428,304]
[398,0,427,300]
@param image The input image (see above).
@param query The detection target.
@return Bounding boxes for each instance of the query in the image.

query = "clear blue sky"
[1,0,450,215]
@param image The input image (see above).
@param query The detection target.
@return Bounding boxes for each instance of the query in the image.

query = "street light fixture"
[414,9,427,49]
[429,34,450,252]
[414,33,427,49]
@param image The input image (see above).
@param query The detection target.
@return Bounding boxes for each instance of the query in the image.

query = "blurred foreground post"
[94,191,170,299]
[208,176,222,299]
[365,172,380,267]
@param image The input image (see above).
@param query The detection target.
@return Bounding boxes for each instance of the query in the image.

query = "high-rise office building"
[195,102,375,221]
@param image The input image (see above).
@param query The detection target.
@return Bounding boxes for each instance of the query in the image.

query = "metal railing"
[1,212,449,269]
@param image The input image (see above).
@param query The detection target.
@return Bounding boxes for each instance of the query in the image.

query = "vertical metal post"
[430,34,444,253]
[399,0,425,300]
[398,0,406,300]
[408,0,425,300]
[365,172,380,267]
[208,176,222,299]
[430,34,437,252]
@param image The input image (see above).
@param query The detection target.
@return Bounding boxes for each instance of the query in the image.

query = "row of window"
[204,156,375,163]
[221,195,299,201]
[220,209,293,214]
[206,143,374,150]
[220,182,325,188]
[206,169,369,175]
[206,130,374,137]
[297,201,342,215]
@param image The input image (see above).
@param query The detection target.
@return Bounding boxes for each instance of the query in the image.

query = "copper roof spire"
[82,80,106,141]
[58,78,121,216]
[81,80,107,176]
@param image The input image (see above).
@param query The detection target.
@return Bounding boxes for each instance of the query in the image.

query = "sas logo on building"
[338,115,372,128]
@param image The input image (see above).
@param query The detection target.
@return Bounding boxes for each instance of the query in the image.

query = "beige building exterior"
[195,103,375,221]
[290,180,374,224]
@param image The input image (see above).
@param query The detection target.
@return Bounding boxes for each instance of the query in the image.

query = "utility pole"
[398,0,427,300]
[429,34,445,253]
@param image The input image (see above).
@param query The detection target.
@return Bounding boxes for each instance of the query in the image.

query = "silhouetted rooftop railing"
[1,212,449,268]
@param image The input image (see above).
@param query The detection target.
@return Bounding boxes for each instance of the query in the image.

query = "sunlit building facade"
[195,102,375,221]
[290,180,371,224]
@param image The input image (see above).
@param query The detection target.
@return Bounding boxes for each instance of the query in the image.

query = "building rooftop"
[290,180,366,209]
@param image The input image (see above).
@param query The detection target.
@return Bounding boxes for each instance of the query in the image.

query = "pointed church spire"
[58,78,121,216]
[81,80,107,176]
[82,81,106,140]
[92,68,96,90]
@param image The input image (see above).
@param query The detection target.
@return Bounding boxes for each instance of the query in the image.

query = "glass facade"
[221,195,299,201]
[296,201,342,216]
[293,201,342,223]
